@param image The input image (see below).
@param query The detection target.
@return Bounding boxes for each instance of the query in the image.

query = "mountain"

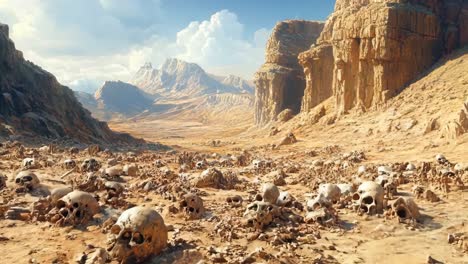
[94,81,154,116]
[0,22,139,145]
[131,58,254,100]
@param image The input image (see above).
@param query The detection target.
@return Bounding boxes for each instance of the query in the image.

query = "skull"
[195,160,207,170]
[81,158,101,172]
[49,187,73,206]
[406,163,416,171]
[377,166,392,176]
[375,175,398,199]
[15,171,40,191]
[22,158,36,169]
[243,201,276,230]
[306,193,332,211]
[123,163,139,176]
[391,197,420,222]
[63,159,76,169]
[179,193,205,220]
[226,195,243,207]
[257,183,280,204]
[107,207,168,263]
[435,154,448,165]
[318,183,341,203]
[454,163,467,173]
[252,160,265,170]
[154,160,165,168]
[276,191,296,207]
[55,190,99,225]
[352,181,384,215]
[192,168,224,188]
[305,207,335,225]
[105,181,125,199]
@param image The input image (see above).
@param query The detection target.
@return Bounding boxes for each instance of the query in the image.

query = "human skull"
[154,160,165,168]
[375,175,398,199]
[22,158,36,169]
[305,207,335,225]
[257,183,280,204]
[179,193,205,220]
[15,171,40,191]
[226,195,243,207]
[406,163,416,171]
[243,201,276,230]
[123,163,139,176]
[252,160,265,170]
[391,197,420,222]
[377,166,392,176]
[318,183,341,203]
[81,158,100,172]
[105,181,125,199]
[49,187,73,206]
[454,163,467,173]
[352,181,385,215]
[276,191,295,207]
[55,191,99,226]
[435,154,448,165]
[306,193,332,211]
[63,159,76,169]
[107,206,168,263]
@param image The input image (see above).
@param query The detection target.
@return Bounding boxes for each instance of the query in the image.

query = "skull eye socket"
[396,208,407,218]
[249,204,258,211]
[181,201,188,207]
[59,208,69,217]
[362,196,374,205]
[267,206,273,211]
[352,193,360,201]
[188,207,195,212]
[73,203,79,208]
[110,225,121,234]
[23,176,33,181]
[15,178,21,183]
[255,194,262,201]
[56,200,66,209]
[132,232,144,244]
[122,231,132,240]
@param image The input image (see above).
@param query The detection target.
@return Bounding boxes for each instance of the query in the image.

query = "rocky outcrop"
[254,20,324,124]
[0,23,139,144]
[299,0,468,115]
[94,81,154,116]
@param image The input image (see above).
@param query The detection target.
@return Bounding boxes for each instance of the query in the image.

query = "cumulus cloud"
[0,3,269,92]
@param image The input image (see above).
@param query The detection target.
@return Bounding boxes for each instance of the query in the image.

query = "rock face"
[94,81,154,116]
[131,59,253,100]
[0,23,137,144]
[254,20,324,124]
[299,0,468,115]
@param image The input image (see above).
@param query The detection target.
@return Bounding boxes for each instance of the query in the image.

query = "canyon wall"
[254,20,324,124]
[299,0,468,114]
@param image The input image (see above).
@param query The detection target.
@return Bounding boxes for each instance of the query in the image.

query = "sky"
[0,0,334,93]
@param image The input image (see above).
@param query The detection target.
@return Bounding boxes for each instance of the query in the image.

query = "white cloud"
[0,3,269,92]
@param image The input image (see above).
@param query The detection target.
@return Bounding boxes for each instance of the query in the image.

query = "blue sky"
[0,0,334,93]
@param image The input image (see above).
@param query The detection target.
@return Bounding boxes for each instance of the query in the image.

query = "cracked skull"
[257,183,280,204]
[22,158,37,169]
[392,197,421,222]
[107,206,168,263]
[81,158,101,172]
[352,181,385,215]
[179,193,205,220]
[243,201,276,230]
[15,171,40,191]
[55,190,99,226]
[318,183,341,203]
[63,159,76,169]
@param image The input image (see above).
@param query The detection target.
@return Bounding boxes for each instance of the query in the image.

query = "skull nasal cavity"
[362,196,374,204]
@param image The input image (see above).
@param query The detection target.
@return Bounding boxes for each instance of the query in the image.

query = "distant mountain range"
[75,58,255,120]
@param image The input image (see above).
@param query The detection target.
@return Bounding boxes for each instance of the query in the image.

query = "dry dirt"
[1,54,467,264]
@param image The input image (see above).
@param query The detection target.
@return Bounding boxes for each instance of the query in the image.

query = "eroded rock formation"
[299,0,468,115]
[254,20,324,124]
[0,23,138,144]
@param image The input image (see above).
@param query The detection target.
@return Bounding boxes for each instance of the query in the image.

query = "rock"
[0,23,141,145]
[298,0,468,115]
[254,20,324,124]
[277,109,294,122]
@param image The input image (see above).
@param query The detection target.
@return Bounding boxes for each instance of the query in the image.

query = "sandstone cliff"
[299,0,468,115]
[254,20,324,124]
[0,23,139,145]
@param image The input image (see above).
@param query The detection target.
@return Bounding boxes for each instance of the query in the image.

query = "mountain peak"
[161,58,205,76]
[141,62,153,69]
